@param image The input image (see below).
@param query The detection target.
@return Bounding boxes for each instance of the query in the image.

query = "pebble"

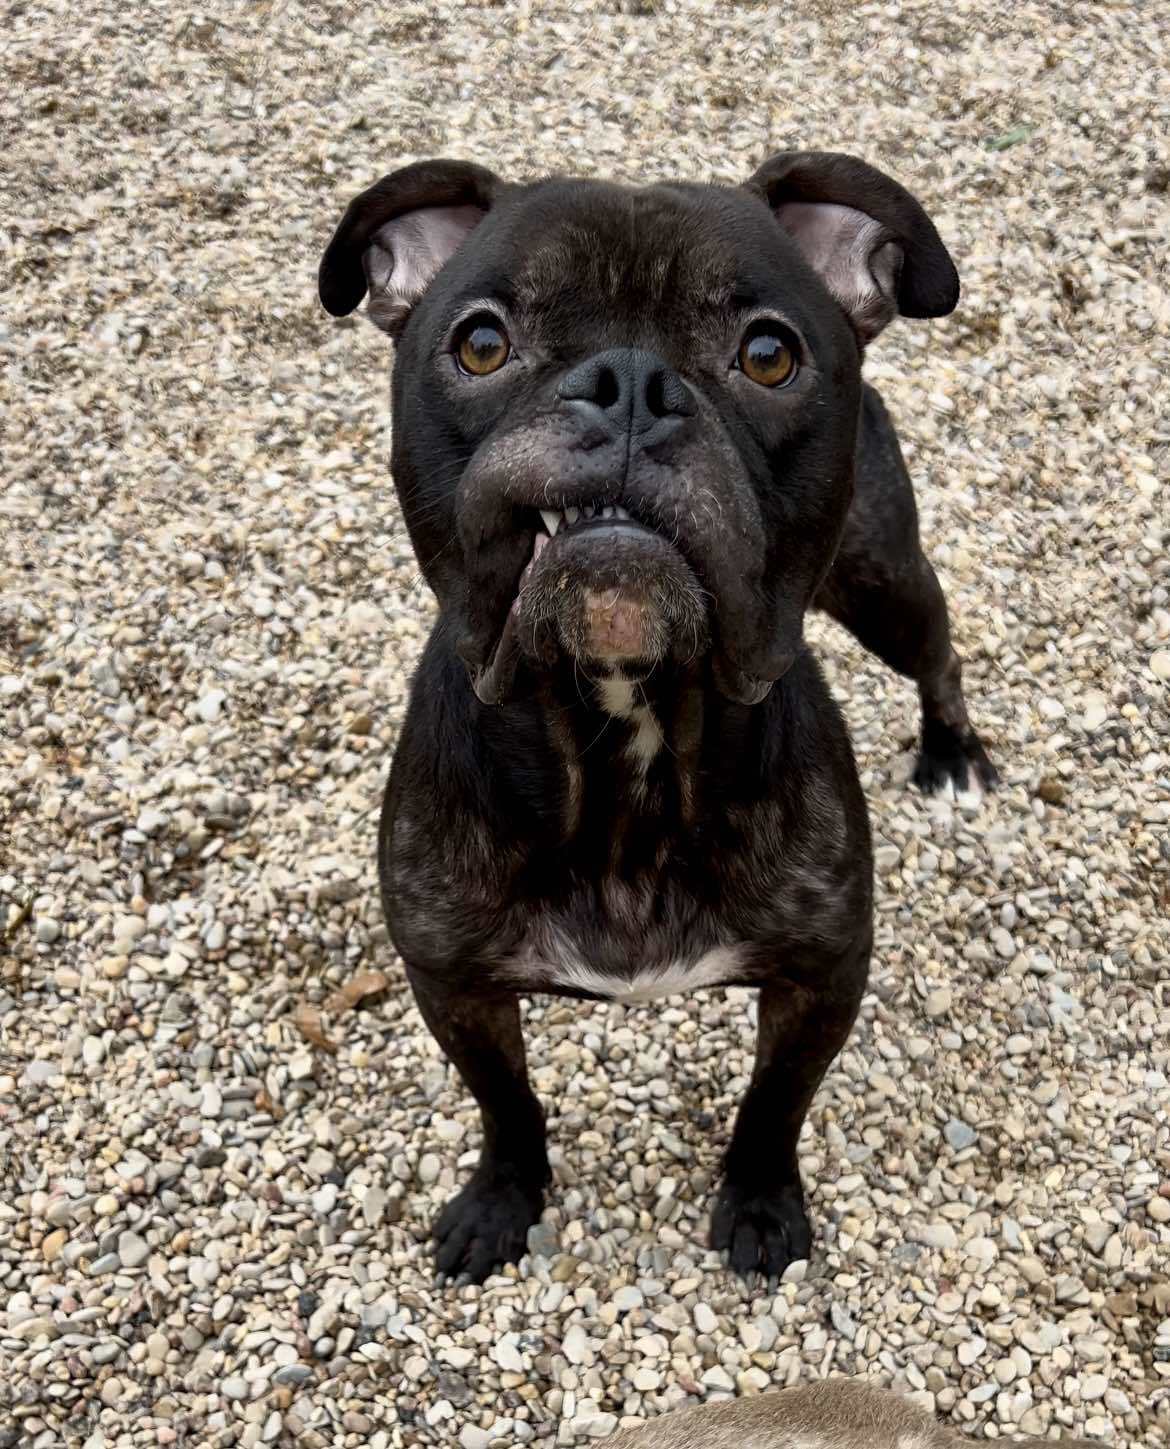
[944,1119,977,1151]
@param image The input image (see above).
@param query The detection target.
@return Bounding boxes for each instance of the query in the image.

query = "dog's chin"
[464,511,781,707]
[514,516,708,682]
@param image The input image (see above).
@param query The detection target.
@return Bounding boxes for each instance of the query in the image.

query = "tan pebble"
[42,1228,68,1261]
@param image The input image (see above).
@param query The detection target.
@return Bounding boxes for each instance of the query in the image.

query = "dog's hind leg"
[815,385,998,799]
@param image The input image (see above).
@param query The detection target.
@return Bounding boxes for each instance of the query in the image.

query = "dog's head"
[319,153,958,704]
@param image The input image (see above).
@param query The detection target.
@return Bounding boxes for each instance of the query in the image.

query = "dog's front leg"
[408,968,550,1282]
[711,942,869,1278]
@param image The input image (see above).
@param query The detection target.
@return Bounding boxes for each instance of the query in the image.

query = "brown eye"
[456,316,510,376]
[738,326,798,387]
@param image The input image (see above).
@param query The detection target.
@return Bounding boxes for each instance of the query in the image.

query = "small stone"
[493,1337,524,1373]
[1149,649,1170,681]
[222,1376,249,1402]
[701,1365,735,1392]
[613,1285,643,1313]
[562,1324,591,1365]
[1146,1195,1170,1224]
[418,1153,442,1184]
[362,1186,387,1227]
[36,917,61,943]
[924,988,952,1018]
[117,1231,150,1268]
[944,1119,977,1151]
[312,1185,338,1216]
[93,1195,119,1217]
[273,1364,312,1388]
[42,1228,68,1261]
[196,690,227,722]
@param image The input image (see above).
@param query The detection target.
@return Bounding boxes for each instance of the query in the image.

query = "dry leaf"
[254,1086,284,1120]
[326,969,391,1014]
[292,1001,337,1055]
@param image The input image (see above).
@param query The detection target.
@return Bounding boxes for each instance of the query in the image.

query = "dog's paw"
[710,1179,811,1280]
[913,719,998,804]
[433,1169,545,1283]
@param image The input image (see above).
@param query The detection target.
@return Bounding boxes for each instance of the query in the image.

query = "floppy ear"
[318,159,499,336]
[746,151,959,343]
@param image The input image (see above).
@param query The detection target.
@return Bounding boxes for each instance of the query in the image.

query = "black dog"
[318,151,996,1283]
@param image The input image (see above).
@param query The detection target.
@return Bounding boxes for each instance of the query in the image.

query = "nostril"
[594,365,620,411]
[645,367,693,420]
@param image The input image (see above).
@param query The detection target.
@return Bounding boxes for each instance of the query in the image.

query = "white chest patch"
[511,934,747,1002]
[597,677,664,772]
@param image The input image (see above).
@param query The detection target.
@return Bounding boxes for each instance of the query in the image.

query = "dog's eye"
[737,325,798,388]
[455,315,510,376]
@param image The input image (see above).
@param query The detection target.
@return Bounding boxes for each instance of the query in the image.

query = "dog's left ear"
[318,158,499,336]
[746,151,959,343]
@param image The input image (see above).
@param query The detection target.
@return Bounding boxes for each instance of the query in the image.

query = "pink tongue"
[583,588,647,660]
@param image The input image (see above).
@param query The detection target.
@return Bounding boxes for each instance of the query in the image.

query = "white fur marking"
[598,678,635,717]
[627,705,663,769]
[597,679,662,772]
[547,945,747,1002]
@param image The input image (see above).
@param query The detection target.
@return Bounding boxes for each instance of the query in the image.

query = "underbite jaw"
[537,502,632,536]
[513,502,639,607]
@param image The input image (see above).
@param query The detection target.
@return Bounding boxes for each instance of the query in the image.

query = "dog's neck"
[513,659,769,849]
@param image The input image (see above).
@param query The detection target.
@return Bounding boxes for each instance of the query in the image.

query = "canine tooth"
[564,506,580,525]
[539,509,560,536]
[533,532,549,559]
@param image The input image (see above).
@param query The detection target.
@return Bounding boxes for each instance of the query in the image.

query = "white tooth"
[601,506,615,519]
[533,532,549,559]
[614,505,629,520]
[539,509,560,536]
[583,503,595,519]
[564,506,580,525]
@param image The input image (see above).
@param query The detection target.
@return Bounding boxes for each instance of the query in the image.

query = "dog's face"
[320,154,958,704]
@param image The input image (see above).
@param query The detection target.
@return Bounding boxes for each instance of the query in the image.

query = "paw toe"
[711,1182,811,1280]
[433,1173,544,1283]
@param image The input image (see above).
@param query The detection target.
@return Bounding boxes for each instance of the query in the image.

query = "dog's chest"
[501,874,749,1003]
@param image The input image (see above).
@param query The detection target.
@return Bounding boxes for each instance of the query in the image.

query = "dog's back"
[607,1381,1094,1449]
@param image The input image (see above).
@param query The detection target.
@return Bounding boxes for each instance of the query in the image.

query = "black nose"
[556,348,694,441]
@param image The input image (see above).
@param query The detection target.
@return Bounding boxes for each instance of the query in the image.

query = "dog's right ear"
[318,159,499,337]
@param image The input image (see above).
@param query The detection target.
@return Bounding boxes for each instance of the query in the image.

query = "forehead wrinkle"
[512,196,735,337]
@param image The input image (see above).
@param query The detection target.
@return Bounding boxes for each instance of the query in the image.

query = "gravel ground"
[2,1,1168,1446]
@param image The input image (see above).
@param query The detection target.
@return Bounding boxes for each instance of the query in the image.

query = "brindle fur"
[320,151,997,1282]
